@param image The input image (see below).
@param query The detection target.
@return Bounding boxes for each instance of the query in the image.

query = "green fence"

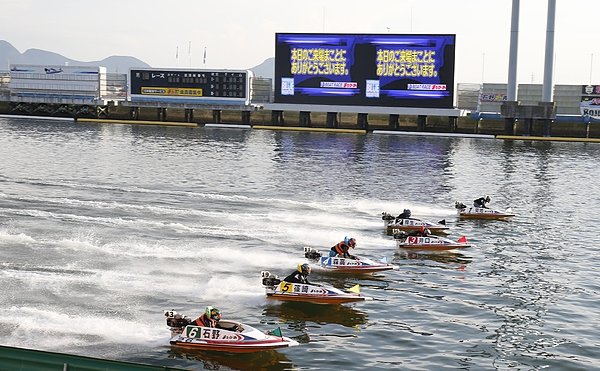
[0,345,187,371]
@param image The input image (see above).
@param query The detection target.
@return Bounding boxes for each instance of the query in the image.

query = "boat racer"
[192,306,222,327]
[473,195,491,208]
[395,209,412,222]
[397,226,431,239]
[283,263,312,284]
[329,237,357,259]
[190,306,243,332]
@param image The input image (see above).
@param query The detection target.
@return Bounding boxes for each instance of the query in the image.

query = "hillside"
[0,40,150,73]
[1,40,275,78]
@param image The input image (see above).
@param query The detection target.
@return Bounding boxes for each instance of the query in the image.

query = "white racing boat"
[394,232,471,251]
[304,247,398,274]
[261,271,373,304]
[382,212,449,235]
[455,202,515,220]
[164,310,298,352]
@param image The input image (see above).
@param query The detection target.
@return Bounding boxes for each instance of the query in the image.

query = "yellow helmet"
[297,263,311,275]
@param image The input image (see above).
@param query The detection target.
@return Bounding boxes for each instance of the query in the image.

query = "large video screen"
[274,33,455,108]
[129,69,250,104]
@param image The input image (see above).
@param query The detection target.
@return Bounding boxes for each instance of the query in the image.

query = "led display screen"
[274,33,455,108]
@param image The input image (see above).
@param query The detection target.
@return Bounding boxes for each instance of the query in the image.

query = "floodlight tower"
[540,0,557,136]
[502,0,520,135]
[502,0,557,136]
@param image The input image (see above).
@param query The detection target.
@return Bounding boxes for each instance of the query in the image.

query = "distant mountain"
[249,57,274,80]
[0,40,150,73]
[1,39,273,77]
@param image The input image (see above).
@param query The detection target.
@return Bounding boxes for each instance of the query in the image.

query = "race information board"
[274,33,456,108]
[581,84,600,119]
[129,69,250,104]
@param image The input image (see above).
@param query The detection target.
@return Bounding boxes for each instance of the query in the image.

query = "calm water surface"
[0,117,598,370]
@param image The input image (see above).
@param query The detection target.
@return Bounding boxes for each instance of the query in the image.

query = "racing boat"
[381,212,449,235]
[304,247,398,274]
[164,310,298,352]
[261,271,373,304]
[394,232,471,251]
[455,202,515,220]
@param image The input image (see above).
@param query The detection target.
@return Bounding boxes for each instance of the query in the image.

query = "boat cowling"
[261,271,281,287]
[393,231,408,240]
[305,250,322,260]
[455,201,467,210]
[166,315,191,328]
[382,212,395,221]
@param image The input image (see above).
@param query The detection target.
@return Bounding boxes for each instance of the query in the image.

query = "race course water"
[0,117,599,370]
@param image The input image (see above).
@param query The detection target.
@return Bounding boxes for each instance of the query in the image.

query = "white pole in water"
[542,0,556,102]
[507,0,519,102]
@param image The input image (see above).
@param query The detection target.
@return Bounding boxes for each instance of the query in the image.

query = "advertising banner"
[274,33,455,108]
[580,85,600,118]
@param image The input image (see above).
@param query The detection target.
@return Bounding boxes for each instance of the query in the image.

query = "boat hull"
[395,235,471,251]
[456,205,515,220]
[396,243,470,251]
[314,256,397,274]
[458,212,514,220]
[321,265,395,273]
[263,279,372,304]
[266,293,367,304]
[386,225,449,236]
[169,339,295,353]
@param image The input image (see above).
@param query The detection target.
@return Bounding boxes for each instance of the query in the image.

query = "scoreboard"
[128,68,251,105]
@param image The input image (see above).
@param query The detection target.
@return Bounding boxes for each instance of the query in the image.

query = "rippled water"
[0,117,598,370]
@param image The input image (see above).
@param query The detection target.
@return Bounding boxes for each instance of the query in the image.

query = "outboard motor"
[381,212,395,221]
[261,271,282,287]
[393,231,408,241]
[305,250,322,260]
[164,310,191,336]
[262,276,281,287]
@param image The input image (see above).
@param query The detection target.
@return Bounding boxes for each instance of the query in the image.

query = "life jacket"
[332,241,349,255]
[195,313,217,327]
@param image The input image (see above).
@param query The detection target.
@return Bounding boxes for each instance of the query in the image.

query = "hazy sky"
[1,0,598,85]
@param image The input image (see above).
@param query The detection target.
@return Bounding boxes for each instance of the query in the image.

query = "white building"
[9,64,107,105]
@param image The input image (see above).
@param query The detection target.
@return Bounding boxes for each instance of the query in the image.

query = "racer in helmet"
[193,306,222,327]
[395,209,412,222]
[473,195,491,208]
[329,237,357,259]
[283,263,312,284]
[406,226,431,237]
[405,225,429,237]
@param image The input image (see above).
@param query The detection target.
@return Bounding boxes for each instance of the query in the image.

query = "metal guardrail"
[0,345,187,371]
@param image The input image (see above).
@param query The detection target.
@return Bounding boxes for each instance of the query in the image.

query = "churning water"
[0,117,599,370]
